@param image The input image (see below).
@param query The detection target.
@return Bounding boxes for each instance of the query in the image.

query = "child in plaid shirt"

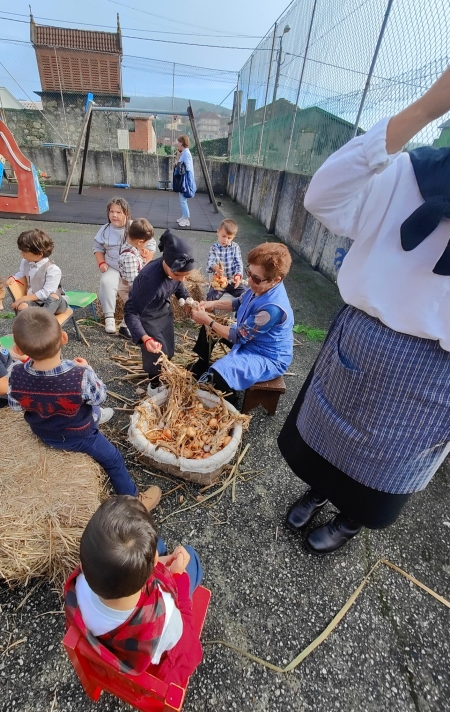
[117,219,156,339]
[206,219,246,300]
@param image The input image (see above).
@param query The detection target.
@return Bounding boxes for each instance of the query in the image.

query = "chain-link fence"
[230,0,450,175]
[0,36,237,156]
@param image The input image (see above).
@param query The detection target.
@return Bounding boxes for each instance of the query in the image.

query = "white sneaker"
[178,218,190,227]
[98,407,115,424]
[176,217,184,224]
[147,383,168,399]
[105,317,116,334]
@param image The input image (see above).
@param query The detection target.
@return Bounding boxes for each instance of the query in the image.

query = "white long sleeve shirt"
[304,117,450,351]
[14,257,62,301]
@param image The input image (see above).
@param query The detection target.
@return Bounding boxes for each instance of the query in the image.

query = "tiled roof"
[33,25,121,53]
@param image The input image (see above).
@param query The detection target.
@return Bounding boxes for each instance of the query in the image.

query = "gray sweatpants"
[99,267,120,319]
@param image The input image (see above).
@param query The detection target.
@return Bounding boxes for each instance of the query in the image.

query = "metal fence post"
[284,0,318,172]
[241,56,253,162]
[353,0,395,136]
[256,23,278,166]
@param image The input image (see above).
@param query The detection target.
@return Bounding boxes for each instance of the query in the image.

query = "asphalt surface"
[0,201,449,712]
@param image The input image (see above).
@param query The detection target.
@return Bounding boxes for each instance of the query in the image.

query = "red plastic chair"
[63,585,211,712]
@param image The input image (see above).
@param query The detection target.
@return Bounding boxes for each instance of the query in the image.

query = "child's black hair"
[80,496,158,599]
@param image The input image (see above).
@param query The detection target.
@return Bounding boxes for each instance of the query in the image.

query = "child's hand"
[143,336,162,353]
[168,546,190,575]
[233,274,242,286]
[140,247,154,263]
[99,263,109,273]
[73,357,89,367]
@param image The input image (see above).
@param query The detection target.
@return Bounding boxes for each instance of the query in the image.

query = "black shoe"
[118,326,131,340]
[285,489,327,532]
[304,514,362,555]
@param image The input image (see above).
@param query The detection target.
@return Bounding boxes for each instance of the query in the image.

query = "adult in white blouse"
[279,68,450,555]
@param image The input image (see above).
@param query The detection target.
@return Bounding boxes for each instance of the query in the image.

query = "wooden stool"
[241,376,286,416]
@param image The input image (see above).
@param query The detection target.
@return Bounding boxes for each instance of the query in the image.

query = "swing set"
[62,100,218,213]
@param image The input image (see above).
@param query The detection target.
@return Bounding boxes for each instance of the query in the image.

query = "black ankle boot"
[285,489,328,532]
[304,513,362,555]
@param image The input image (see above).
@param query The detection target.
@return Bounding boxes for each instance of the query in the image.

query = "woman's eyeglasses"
[245,266,270,285]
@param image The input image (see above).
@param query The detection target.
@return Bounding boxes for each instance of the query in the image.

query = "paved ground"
[0,186,222,232]
[0,200,449,712]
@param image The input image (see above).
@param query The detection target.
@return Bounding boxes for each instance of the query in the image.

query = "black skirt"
[140,301,175,377]
[277,351,410,530]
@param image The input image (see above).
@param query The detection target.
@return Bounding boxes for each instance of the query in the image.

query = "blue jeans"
[157,539,203,597]
[40,429,138,496]
[179,192,190,219]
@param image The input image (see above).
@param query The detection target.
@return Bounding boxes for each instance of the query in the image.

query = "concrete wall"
[227,162,350,283]
[19,146,229,195]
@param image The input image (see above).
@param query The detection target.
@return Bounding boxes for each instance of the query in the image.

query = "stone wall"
[227,162,350,283]
[4,95,123,151]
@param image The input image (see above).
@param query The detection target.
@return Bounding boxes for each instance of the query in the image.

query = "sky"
[0,0,291,71]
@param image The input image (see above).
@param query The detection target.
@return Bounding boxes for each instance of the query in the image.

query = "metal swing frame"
[62,101,218,212]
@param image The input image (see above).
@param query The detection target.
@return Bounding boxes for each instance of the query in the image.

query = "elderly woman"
[279,67,450,556]
[191,243,294,399]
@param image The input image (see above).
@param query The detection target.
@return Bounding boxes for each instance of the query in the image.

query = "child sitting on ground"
[64,496,204,685]
[9,229,68,315]
[117,218,156,339]
[8,309,161,511]
[206,219,245,300]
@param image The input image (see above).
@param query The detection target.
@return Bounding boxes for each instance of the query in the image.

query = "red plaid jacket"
[64,563,203,686]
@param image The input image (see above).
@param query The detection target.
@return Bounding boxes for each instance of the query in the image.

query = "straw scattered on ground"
[0,411,107,588]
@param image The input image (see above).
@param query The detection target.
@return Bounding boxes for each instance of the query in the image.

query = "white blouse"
[304,117,450,351]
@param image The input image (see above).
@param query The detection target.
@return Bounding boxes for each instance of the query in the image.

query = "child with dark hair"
[8,309,161,511]
[117,218,156,339]
[9,229,67,315]
[93,197,132,334]
[64,496,203,685]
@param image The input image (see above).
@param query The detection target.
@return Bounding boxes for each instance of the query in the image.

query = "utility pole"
[272,24,291,106]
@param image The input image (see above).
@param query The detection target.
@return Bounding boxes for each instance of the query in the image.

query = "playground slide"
[0,119,49,215]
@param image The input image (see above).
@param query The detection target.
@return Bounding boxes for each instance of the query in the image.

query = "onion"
[208,418,218,428]
[186,426,196,438]
[223,435,232,446]
[203,444,211,452]
[182,448,193,459]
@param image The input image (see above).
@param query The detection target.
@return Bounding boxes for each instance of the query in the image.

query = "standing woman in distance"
[174,135,196,228]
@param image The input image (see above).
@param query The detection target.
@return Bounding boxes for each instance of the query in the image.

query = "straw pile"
[134,353,250,460]
[0,411,107,587]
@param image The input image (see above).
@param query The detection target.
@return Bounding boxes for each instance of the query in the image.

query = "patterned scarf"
[64,562,180,675]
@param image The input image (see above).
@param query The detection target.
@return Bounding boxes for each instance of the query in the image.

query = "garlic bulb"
[178,298,186,306]
[185,297,194,306]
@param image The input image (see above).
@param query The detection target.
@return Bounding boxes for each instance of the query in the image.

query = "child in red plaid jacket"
[64,496,203,686]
